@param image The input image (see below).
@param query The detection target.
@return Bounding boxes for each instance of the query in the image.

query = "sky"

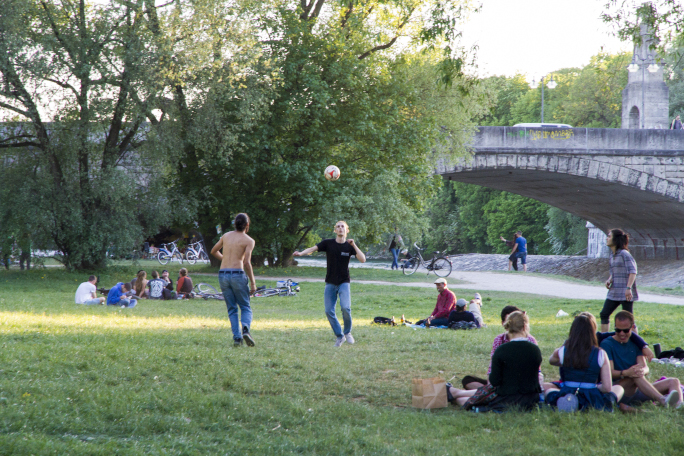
[459,0,634,81]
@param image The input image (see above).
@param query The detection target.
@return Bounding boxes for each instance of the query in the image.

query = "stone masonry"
[438,127,684,260]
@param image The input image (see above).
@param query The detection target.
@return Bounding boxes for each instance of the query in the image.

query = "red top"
[430,289,456,319]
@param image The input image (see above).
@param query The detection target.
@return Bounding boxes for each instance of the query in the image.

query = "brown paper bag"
[412,377,448,409]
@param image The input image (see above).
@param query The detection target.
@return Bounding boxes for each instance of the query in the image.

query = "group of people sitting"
[416,278,483,328]
[74,269,196,308]
[446,306,683,413]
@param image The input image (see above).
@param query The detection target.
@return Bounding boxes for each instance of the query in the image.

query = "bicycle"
[194,283,224,300]
[402,243,452,277]
[251,279,300,297]
[157,240,184,265]
[185,241,210,264]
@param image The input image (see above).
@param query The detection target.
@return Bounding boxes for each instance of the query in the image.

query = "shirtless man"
[211,213,257,347]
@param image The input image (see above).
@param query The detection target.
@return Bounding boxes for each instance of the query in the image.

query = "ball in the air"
[325,165,340,181]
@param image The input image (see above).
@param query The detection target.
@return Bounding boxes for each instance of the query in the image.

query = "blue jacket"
[107,282,126,305]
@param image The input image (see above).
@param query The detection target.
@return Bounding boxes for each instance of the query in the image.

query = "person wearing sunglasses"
[600,311,682,410]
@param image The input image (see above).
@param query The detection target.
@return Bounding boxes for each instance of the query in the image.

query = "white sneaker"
[334,337,345,347]
[665,390,680,408]
[345,333,355,344]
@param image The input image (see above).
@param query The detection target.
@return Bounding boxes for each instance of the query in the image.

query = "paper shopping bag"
[412,377,448,409]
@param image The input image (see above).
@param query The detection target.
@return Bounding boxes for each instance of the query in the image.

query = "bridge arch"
[437,127,684,259]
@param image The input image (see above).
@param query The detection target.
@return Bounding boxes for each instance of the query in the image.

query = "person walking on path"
[671,115,683,130]
[499,235,518,271]
[600,228,638,333]
[387,229,402,270]
[211,213,257,347]
[293,221,366,347]
[509,231,528,272]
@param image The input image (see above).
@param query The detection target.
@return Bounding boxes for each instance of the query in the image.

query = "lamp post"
[627,50,659,129]
[530,74,556,124]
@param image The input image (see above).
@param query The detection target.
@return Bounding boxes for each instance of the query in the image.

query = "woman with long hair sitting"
[546,313,624,412]
[449,311,542,412]
[134,270,148,299]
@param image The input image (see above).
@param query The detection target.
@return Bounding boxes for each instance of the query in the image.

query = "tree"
[545,207,588,255]
[173,0,486,267]
[0,0,184,269]
[477,74,530,126]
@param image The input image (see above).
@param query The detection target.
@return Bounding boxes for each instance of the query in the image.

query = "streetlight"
[627,48,659,129]
[530,74,557,124]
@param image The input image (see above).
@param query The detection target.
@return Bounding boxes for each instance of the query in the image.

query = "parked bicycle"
[157,240,184,265]
[194,283,224,300]
[252,279,300,297]
[402,243,452,277]
[185,241,210,264]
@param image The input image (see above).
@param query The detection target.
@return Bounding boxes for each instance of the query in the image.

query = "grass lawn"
[1,267,683,455]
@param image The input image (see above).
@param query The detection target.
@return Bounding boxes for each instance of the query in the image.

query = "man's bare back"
[211,230,257,292]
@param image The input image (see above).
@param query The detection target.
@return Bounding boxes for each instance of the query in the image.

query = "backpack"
[373,316,394,325]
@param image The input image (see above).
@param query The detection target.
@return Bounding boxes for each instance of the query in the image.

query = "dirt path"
[252,272,684,306]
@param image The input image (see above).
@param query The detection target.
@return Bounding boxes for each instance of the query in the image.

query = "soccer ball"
[325,165,340,181]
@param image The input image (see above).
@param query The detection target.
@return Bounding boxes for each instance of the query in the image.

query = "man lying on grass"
[601,311,682,411]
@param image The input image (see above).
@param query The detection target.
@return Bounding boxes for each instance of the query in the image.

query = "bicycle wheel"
[432,257,452,278]
[196,283,218,294]
[253,288,279,297]
[186,251,197,265]
[403,258,419,275]
[157,251,170,265]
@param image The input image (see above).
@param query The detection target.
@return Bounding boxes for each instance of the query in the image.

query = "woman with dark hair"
[600,229,638,332]
[546,313,624,412]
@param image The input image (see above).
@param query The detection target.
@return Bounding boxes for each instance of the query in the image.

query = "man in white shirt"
[75,275,105,305]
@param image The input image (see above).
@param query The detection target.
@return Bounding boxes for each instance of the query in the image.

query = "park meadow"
[1,265,683,455]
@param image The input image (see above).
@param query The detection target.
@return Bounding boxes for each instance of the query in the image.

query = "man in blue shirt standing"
[509,231,527,272]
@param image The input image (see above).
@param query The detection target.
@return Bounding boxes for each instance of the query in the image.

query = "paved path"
[254,271,684,306]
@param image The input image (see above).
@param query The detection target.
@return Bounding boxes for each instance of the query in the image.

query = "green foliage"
[172,1,485,266]
[1,268,684,454]
[478,74,532,126]
[423,182,554,255]
[0,1,185,270]
[545,207,588,255]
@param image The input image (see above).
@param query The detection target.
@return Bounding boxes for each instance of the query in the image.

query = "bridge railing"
[472,126,684,153]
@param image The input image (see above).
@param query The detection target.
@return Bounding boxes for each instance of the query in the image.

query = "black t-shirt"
[448,310,479,327]
[316,238,355,285]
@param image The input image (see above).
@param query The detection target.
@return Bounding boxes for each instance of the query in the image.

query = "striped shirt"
[607,249,638,301]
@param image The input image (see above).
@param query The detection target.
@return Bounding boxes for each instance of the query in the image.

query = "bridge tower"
[621,21,669,129]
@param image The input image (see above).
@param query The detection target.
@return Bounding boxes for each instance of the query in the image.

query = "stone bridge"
[437,127,684,260]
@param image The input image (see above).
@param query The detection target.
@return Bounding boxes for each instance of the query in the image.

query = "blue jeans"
[219,270,253,341]
[119,299,137,308]
[390,248,400,270]
[324,283,352,338]
[515,252,527,265]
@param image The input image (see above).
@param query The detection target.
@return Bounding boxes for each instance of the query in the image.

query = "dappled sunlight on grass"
[0,311,336,333]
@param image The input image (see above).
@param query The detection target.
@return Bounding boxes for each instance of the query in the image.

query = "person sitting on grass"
[461,305,538,390]
[600,311,682,411]
[107,282,137,308]
[75,275,105,305]
[447,299,480,328]
[545,313,625,412]
[148,270,176,300]
[176,268,194,299]
[416,278,455,327]
[134,270,148,299]
[449,311,542,412]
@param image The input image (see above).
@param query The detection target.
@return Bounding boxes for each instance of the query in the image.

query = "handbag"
[463,383,498,411]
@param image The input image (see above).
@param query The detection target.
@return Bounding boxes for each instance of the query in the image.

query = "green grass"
[1,267,683,455]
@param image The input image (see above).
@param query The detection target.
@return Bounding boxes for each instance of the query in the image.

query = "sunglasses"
[615,327,631,334]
